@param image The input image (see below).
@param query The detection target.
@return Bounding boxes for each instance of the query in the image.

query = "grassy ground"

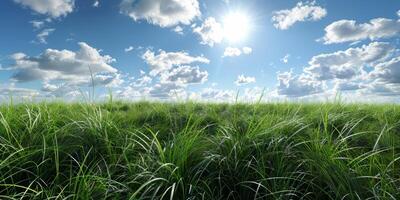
[0,101,399,199]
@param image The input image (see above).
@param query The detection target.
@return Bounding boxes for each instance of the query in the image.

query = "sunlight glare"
[223,12,251,43]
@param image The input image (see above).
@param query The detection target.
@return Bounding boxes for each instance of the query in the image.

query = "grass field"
[0,101,399,199]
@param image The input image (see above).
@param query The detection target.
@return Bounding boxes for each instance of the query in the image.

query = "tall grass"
[0,102,399,199]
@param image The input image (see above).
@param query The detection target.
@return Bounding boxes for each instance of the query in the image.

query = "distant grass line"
[0,101,399,199]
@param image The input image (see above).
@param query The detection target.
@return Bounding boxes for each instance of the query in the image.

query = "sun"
[222,12,251,43]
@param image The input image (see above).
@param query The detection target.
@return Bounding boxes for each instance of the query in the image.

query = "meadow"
[0,101,399,199]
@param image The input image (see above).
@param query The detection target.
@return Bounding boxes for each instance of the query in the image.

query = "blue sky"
[1,0,400,102]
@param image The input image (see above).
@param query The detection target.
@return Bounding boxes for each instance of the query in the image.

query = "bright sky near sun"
[0,0,400,102]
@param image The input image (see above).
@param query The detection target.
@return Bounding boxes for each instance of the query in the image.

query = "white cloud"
[223,47,241,57]
[9,42,118,87]
[41,82,80,97]
[193,17,224,47]
[173,26,184,35]
[191,88,235,101]
[120,0,200,27]
[30,20,45,29]
[0,86,39,98]
[272,1,326,30]
[276,70,323,97]
[333,80,364,91]
[160,65,208,85]
[304,42,394,80]
[281,54,290,63]
[370,57,400,84]
[120,49,211,100]
[223,46,252,57]
[124,46,134,52]
[397,10,400,17]
[361,81,400,96]
[93,0,99,7]
[276,41,400,98]
[142,49,209,76]
[132,75,152,87]
[13,0,74,18]
[242,47,252,54]
[36,28,55,44]
[235,75,256,86]
[321,18,400,44]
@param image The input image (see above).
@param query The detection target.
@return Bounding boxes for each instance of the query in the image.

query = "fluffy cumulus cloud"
[142,49,209,75]
[276,41,400,98]
[193,17,224,47]
[160,65,208,85]
[321,18,400,44]
[362,82,400,97]
[13,0,74,18]
[223,47,252,57]
[272,1,326,30]
[370,57,400,84]
[41,82,81,98]
[305,42,394,80]
[120,0,200,27]
[115,49,210,100]
[8,42,120,93]
[333,80,363,91]
[276,71,323,97]
[235,75,256,86]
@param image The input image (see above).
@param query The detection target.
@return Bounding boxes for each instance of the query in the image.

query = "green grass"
[0,101,399,199]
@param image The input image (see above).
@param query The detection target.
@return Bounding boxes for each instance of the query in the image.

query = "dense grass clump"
[0,101,399,199]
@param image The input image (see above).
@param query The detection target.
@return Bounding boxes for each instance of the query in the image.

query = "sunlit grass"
[0,101,399,199]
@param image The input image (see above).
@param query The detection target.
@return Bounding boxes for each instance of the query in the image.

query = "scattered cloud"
[272,1,326,30]
[276,70,323,97]
[30,20,45,29]
[93,0,99,7]
[276,41,400,98]
[142,49,209,76]
[281,54,290,63]
[9,42,119,88]
[321,18,400,44]
[361,81,400,96]
[333,80,364,91]
[370,57,400,84]
[116,49,211,100]
[235,75,256,86]
[304,42,394,80]
[124,46,134,52]
[160,65,208,85]
[36,28,55,44]
[120,0,201,27]
[173,26,184,35]
[0,86,39,98]
[242,47,252,54]
[132,75,152,87]
[223,47,241,57]
[223,47,252,57]
[13,0,75,18]
[192,88,235,101]
[193,17,224,47]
